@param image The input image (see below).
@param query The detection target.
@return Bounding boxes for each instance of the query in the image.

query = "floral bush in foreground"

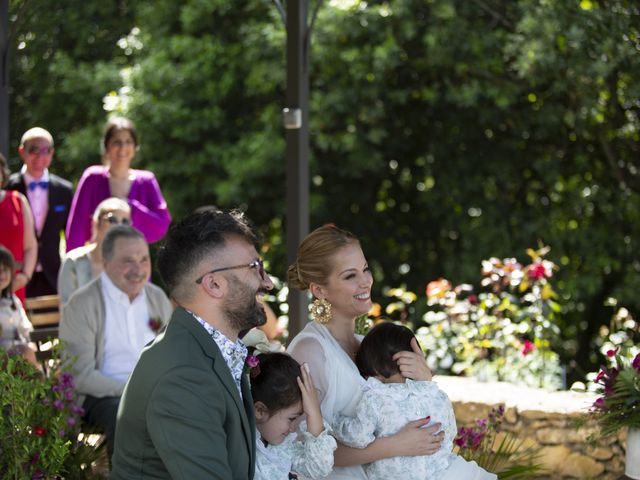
[455,405,544,479]
[0,347,104,479]
[588,348,640,437]
[415,246,564,390]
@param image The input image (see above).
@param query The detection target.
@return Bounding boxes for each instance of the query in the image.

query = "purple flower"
[60,372,74,387]
[66,416,77,426]
[53,399,65,411]
[58,429,66,437]
[30,452,40,465]
[31,470,44,480]
[633,353,640,372]
[71,404,85,416]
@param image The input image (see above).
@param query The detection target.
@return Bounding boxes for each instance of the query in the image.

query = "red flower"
[148,317,162,333]
[527,263,548,280]
[33,426,46,437]
[467,294,478,305]
[606,348,619,358]
[521,340,535,356]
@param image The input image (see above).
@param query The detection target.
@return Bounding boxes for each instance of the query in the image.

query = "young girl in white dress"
[249,351,337,480]
[287,224,445,480]
[0,245,38,366]
[332,321,497,480]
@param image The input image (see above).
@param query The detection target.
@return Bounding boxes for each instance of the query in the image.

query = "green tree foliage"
[7,0,134,177]
[7,0,640,382]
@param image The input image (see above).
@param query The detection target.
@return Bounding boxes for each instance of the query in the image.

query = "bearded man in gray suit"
[111,209,274,479]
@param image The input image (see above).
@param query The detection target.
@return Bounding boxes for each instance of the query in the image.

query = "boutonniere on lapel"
[148,317,163,334]
[245,355,261,378]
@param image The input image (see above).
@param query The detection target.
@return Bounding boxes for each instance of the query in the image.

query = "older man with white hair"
[60,225,173,461]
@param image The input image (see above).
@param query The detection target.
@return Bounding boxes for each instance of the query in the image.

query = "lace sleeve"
[331,391,377,448]
[289,420,337,479]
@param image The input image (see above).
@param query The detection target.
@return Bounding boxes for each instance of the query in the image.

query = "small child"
[332,322,497,480]
[249,351,337,480]
[0,246,38,366]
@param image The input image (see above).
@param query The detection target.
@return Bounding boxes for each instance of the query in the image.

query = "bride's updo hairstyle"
[287,224,359,292]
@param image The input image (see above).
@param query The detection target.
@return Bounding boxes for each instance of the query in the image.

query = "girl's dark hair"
[0,246,17,308]
[356,322,419,379]
[249,352,302,413]
[102,117,138,152]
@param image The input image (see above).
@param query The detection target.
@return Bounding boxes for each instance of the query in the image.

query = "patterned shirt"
[332,378,458,480]
[189,310,248,396]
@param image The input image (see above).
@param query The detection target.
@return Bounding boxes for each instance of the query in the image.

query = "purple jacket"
[65,165,171,251]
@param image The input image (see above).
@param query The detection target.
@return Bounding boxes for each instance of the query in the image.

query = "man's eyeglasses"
[101,212,131,225]
[195,259,266,284]
[27,146,53,156]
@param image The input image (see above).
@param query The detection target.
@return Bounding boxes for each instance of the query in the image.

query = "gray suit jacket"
[59,277,173,403]
[111,307,256,479]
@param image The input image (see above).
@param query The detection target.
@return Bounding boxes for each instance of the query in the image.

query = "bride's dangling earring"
[310,298,332,324]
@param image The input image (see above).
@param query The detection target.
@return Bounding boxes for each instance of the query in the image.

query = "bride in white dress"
[287,225,445,480]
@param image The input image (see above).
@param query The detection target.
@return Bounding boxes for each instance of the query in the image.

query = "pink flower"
[527,263,547,280]
[426,278,452,299]
[593,397,607,411]
[246,355,261,378]
[467,294,478,305]
[521,340,535,356]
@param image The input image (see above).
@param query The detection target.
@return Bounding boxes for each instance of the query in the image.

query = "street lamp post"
[0,0,9,159]
[284,0,310,339]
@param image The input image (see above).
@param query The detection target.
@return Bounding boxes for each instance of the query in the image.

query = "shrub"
[0,346,104,479]
[415,246,564,390]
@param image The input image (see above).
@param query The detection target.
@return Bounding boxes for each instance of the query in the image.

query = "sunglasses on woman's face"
[101,212,131,225]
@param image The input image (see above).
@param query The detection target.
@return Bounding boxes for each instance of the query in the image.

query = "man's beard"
[223,275,267,333]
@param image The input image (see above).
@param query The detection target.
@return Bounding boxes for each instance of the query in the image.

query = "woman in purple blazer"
[65,117,171,251]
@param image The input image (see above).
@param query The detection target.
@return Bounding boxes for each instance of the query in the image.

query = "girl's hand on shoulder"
[298,363,323,436]
[392,337,432,381]
[391,418,444,457]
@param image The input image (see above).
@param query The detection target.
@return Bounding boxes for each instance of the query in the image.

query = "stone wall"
[436,375,626,479]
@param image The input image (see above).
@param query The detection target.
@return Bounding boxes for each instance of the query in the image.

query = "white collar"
[21,165,50,184]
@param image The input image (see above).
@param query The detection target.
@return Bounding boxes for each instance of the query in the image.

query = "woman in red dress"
[0,154,36,304]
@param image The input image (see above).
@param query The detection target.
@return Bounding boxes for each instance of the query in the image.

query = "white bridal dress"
[288,322,368,480]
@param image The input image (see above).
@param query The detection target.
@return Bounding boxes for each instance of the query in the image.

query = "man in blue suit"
[112,209,274,479]
[7,127,73,297]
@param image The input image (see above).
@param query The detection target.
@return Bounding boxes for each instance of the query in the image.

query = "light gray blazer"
[59,276,173,403]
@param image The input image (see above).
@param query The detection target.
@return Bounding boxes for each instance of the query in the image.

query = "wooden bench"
[25,294,60,327]
[25,295,61,375]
